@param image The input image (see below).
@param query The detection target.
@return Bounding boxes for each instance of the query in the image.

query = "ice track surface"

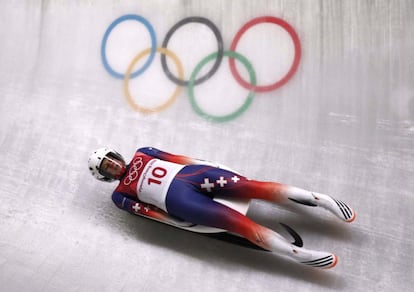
[1,1,413,291]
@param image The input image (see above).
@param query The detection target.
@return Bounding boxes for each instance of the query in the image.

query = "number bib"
[136,159,184,212]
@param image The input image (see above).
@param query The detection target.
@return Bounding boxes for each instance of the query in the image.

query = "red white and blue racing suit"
[111,147,350,268]
[111,147,288,250]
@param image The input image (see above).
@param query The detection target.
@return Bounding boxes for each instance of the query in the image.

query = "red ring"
[229,16,302,93]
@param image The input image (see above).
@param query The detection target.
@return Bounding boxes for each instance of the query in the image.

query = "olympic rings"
[101,14,302,121]
[229,16,302,93]
[101,14,157,79]
[124,47,184,114]
[188,51,256,123]
[161,16,224,86]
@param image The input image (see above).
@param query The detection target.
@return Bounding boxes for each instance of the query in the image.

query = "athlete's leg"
[165,184,337,269]
[177,165,355,222]
[243,181,356,222]
[237,180,356,222]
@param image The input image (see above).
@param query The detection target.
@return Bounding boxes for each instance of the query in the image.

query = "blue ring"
[101,14,157,79]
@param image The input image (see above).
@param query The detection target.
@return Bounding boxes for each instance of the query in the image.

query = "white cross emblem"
[216,176,228,187]
[132,203,141,213]
[200,178,215,192]
[231,175,240,183]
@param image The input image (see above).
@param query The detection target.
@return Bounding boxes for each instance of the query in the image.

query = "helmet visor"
[99,154,126,180]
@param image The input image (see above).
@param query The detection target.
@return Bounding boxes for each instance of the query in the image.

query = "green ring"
[188,51,256,122]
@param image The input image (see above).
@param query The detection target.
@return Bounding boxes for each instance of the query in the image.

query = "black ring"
[161,16,224,86]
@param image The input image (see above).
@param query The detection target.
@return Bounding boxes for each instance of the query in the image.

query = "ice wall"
[0,1,413,291]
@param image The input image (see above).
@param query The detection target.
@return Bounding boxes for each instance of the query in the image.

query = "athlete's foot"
[266,227,338,269]
[311,192,356,222]
[290,246,338,269]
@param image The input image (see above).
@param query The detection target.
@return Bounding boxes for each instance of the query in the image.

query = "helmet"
[88,148,126,182]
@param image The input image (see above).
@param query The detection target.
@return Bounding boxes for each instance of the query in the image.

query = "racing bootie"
[293,247,338,269]
[311,192,356,222]
[284,187,356,222]
[265,228,338,269]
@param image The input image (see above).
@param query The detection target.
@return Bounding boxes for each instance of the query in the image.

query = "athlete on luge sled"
[88,147,356,269]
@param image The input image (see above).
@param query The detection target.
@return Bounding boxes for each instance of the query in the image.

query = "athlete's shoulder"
[137,146,157,153]
[137,147,163,156]
[113,181,138,199]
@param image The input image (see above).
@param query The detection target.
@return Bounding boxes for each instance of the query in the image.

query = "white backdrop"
[0,1,413,291]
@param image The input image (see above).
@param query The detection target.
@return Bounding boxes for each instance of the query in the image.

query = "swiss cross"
[216,176,228,187]
[231,175,240,183]
[200,178,215,192]
[132,203,141,213]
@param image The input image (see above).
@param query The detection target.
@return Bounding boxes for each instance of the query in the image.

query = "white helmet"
[88,148,125,182]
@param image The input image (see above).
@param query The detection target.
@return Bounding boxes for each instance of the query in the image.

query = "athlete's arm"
[137,147,240,173]
[112,191,186,224]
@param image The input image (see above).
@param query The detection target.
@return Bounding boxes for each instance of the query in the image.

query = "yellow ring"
[124,47,184,114]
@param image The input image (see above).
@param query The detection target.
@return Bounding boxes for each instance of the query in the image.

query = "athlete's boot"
[291,246,338,269]
[284,187,356,222]
[266,229,338,269]
[311,192,356,222]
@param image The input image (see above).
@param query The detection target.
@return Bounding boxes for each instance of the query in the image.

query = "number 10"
[148,167,167,185]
